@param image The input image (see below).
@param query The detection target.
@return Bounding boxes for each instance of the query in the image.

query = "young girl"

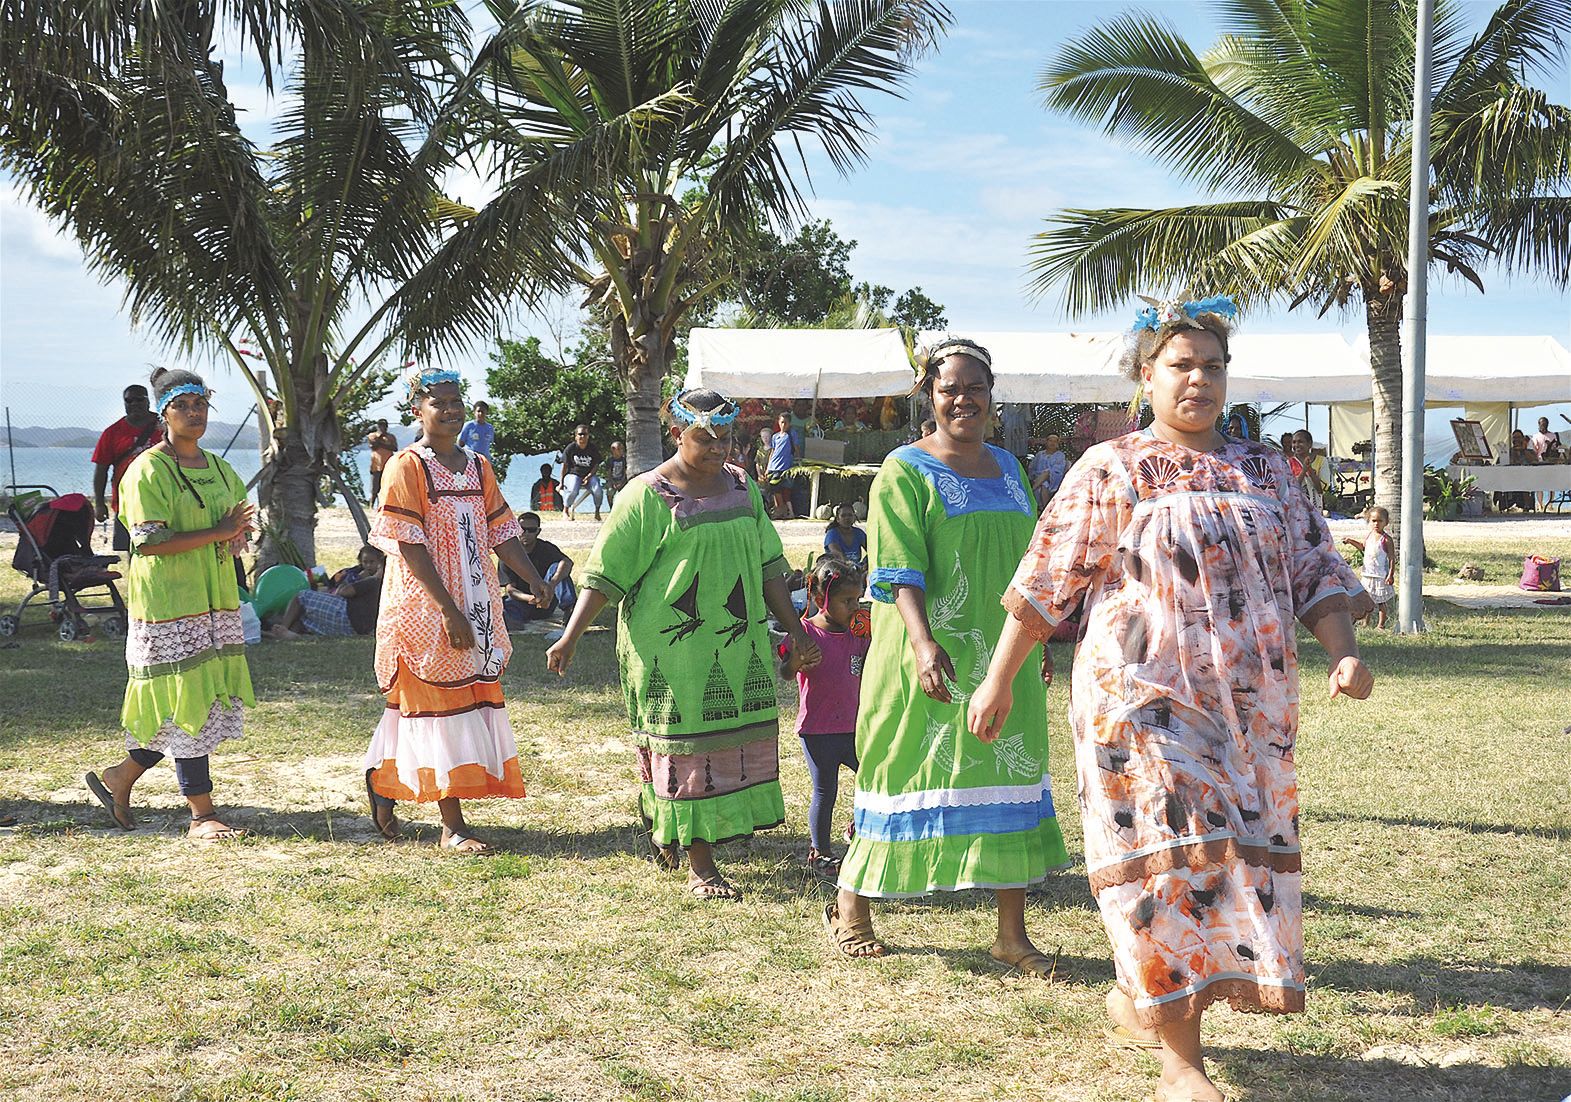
[1342,506,1395,628]
[822,502,866,568]
[363,366,550,852]
[782,559,869,878]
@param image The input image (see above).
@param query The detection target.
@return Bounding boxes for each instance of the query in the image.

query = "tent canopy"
[1351,334,1570,404]
[684,327,914,398]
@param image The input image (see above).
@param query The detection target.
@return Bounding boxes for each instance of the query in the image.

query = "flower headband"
[1130,294,1239,334]
[670,392,739,432]
[403,366,462,402]
[156,383,210,415]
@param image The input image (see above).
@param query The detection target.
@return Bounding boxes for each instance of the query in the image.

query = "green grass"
[0,533,1568,1101]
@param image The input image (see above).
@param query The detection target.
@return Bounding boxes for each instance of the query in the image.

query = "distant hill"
[2,421,417,451]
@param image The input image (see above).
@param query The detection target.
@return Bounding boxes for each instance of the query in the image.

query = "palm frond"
[1465,195,1571,286]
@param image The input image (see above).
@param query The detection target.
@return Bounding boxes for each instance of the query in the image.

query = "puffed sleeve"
[751,478,788,580]
[478,456,522,547]
[582,480,667,605]
[1003,447,1129,642]
[117,453,176,553]
[1275,451,1374,625]
[370,451,428,554]
[866,456,931,603]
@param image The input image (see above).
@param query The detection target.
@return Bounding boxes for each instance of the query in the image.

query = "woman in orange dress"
[967,296,1374,1102]
[363,367,549,853]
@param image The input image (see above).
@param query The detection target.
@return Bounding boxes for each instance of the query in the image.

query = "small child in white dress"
[1342,506,1394,628]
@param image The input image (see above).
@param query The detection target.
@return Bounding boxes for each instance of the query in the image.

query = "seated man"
[268,544,385,640]
[501,511,576,627]
[530,464,561,513]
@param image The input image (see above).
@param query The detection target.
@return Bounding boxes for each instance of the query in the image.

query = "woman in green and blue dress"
[827,339,1069,968]
[547,389,821,899]
[84,368,256,842]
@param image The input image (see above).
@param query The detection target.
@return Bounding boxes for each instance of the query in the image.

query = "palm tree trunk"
[1366,300,1405,529]
[624,347,668,476]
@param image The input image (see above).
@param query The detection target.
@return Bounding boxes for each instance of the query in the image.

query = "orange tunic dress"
[1004,431,1371,1026]
[363,446,525,802]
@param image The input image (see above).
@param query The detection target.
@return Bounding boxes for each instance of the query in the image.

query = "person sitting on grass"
[501,512,576,627]
[822,502,867,568]
[530,463,561,513]
[780,558,868,879]
[268,544,385,640]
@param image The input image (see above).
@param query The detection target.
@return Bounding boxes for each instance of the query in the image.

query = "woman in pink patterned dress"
[967,297,1374,1102]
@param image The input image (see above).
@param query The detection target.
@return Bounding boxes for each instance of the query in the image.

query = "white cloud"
[0,182,84,263]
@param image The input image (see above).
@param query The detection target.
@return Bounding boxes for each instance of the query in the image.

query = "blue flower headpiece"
[403,366,462,402]
[670,391,739,433]
[156,383,209,415]
[1130,294,1239,334]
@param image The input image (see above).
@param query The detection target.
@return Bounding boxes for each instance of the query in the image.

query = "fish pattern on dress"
[1004,431,1370,1026]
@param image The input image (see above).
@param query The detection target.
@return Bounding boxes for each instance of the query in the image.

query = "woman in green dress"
[827,339,1069,968]
[547,389,821,899]
[85,368,256,841]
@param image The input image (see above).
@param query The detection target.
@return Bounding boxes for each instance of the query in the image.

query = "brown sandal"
[823,902,886,958]
[188,811,243,843]
[688,871,741,900]
[989,945,1060,982]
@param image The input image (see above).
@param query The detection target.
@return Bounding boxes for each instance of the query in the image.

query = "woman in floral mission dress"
[968,297,1375,1102]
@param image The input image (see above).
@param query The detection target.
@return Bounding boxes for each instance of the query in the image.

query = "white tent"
[684,327,914,398]
[1347,334,1570,404]
[917,329,1368,405]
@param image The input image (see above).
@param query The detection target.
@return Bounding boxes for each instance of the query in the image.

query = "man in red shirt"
[91,384,164,551]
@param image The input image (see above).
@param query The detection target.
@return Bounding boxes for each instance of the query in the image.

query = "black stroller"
[2,485,128,642]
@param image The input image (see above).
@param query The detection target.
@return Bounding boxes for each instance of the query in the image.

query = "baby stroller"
[2,486,128,642]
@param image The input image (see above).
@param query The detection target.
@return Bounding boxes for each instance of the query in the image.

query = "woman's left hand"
[966,675,1013,743]
[790,630,823,671]
[1328,656,1373,699]
[529,577,551,607]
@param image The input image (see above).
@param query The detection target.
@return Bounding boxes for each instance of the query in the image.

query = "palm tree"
[446,0,951,473]
[1028,0,1570,525]
[1,1,576,565]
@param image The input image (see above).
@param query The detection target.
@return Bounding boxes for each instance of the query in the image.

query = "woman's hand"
[966,674,1013,743]
[528,575,551,608]
[1328,655,1372,699]
[1040,644,1054,687]
[912,638,956,703]
[214,501,255,543]
[790,630,823,672]
[545,634,576,675]
[442,604,476,650]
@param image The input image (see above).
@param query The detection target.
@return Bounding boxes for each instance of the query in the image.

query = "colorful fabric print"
[363,447,526,802]
[1003,431,1371,1026]
[116,449,255,745]
[839,445,1069,899]
[583,464,789,846]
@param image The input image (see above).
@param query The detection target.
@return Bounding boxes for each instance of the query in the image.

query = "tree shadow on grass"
[1300,891,1421,920]
[1306,808,1569,842]
[1311,956,1571,1014]
[1210,1047,1570,1102]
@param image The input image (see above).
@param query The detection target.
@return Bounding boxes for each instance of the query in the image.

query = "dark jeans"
[799,733,858,853]
[112,517,131,552]
[128,747,212,797]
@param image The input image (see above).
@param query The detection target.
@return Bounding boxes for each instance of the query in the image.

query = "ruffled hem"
[1088,834,1300,893]
[640,781,785,847]
[121,656,256,743]
[363,704,525,803]
[1125,974,1305,1028]
[124,697,244,757]
[837,817,1070,898]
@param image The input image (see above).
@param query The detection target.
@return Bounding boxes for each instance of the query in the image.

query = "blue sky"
[2,0,1567,427]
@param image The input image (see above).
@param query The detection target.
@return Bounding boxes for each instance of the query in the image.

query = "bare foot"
[1157,1066,1225,1102]
[440,828,493,855]
[687,868,741,899]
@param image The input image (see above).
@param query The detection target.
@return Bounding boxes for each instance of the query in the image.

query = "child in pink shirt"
[782,559,870,878]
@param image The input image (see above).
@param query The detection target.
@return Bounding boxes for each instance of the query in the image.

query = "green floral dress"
[838,444,1069,898]
[117,448,254,755]
[583,465,788,846]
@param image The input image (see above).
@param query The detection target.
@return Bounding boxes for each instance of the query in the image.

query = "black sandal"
[365,770,402,841]
[85,771,135,831]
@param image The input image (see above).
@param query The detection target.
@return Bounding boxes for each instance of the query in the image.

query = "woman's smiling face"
[929,354,992,444]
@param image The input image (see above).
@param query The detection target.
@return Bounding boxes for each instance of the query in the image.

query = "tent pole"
[1397,0,1434,634]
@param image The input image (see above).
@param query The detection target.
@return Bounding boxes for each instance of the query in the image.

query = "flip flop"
[188,811,243,843]
[1104,1023,1163,1051]
[84,771,134,831]
[688,872,741,900]
[989,945,1061,982]
[440,831,494,855]
[364,771,402,842]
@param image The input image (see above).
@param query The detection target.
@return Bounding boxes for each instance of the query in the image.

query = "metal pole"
[1397,0,1434,634]
[4,406,15,492]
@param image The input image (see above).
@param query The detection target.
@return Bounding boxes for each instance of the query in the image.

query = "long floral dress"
[582,464,789,846]
[1003,431,1370,1026]
[363,445,525,802]
[838,444,1069,899]
[119,449,254,754]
